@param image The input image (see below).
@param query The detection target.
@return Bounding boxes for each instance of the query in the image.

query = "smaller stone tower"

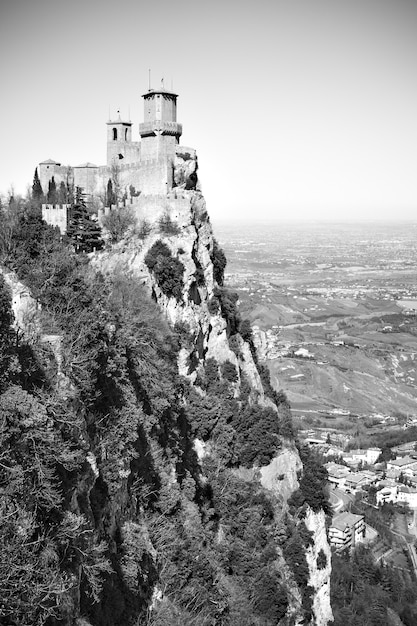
[106,114,134,166]
[139,89,182,160]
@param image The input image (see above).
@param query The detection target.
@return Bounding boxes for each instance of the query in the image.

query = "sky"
[0,0,416,222]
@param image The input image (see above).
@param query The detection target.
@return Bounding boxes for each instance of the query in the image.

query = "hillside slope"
[0,193,332,625]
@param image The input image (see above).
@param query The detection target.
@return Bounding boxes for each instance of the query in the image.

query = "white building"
[376,484,417,508]
[386,456,417,477]
[329,512,366,551]
[344,448,381,466]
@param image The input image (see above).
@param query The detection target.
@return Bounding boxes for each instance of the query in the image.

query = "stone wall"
[39,163,70,195]
[73,166,100,198]
[107,140,141,167]
[42,204,70,234]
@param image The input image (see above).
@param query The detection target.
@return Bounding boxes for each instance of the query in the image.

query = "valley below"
[215,220,417,434]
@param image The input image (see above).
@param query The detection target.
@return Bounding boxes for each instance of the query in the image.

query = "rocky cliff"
[91,185,333,625]
[0,175,333,624]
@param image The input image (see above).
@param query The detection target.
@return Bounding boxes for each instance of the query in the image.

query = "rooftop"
[389,456,417,467]
[331,512,364,532]
[142,88,178,98]
[346,473,369,485]
[40,158,61,165]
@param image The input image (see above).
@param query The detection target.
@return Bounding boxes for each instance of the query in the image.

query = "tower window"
[125,128,128,140]
[118,153,124,159]
[112,128,118,140]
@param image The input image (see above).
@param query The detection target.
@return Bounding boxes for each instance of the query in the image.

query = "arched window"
[112,128,117,140]
[125,128,128,140]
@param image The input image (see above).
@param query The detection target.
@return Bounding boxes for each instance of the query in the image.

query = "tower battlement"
[39,85,193,219]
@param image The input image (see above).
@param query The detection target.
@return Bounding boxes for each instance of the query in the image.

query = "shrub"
[239,318,253,342]
[234,405,282,467]
[204,358,219,387]
[211,239,226,285]
[158,211,180,235]
[252,572,288,622]
[317,548,327,570]
[213,287,240,335]
[228,334,243,358]
[298,445,331,514]
[101,207,136,242]
[207,297,220,315]
[144,240,184,301]
[136,219,151,240]
[221,360,238,383]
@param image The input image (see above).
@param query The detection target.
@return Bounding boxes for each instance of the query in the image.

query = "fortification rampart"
[42,204,70,234]
[97,189,195,230]
[39,164,71,195]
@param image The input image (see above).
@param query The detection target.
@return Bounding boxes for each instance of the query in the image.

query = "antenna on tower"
[108,105,111,121]
[148,68,151,91]
[128,105,131,121]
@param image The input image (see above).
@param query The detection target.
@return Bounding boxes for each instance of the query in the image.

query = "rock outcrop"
[93,185,334,625]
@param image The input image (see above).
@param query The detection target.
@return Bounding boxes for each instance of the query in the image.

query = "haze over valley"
[217,220,417,431]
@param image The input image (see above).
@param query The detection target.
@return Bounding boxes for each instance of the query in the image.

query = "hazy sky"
[1,0,416,222]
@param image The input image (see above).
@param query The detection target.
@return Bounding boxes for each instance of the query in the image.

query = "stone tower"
[139,88,182,160]
[106,114,134,166]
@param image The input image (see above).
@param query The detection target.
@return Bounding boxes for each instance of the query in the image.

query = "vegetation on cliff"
[0,200,318,625]
[331,543,417,625]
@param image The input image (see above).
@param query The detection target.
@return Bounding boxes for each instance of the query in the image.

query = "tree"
[67,199,103,253]
[47,176,57,203]
[58,180,68,204]
[106,178,115,206]
[0,276,18,391]
[110,163,121,204]
[32,167,43,203]
[211,239,226,285]
[101,206,136,242]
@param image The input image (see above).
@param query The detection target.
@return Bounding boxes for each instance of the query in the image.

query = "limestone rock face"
[93,186,334,624]
[305,508,333,625]
[259,446,302,499]
[1,269,41,341]
[94,190,272,404]
[174,146,198,188]
[0,269,69,389]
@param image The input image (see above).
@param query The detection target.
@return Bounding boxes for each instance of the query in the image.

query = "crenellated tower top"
[139,89,182,160]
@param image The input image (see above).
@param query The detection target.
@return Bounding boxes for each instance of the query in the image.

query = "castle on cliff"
[40,86,199,233]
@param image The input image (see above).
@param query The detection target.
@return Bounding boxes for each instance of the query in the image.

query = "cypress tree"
[107,178,115,207]
[32,168,43,202]
[47,176,57,203]
[58,181,68,204]
[67,198,103,253]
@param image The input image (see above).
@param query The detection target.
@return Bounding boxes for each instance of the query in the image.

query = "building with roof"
[376,484,417,508]
[344,471,377,494]
[386,456,417,477]
[392,441,417,456]
[325,463,351,490]
[342,448,381,467]
[329,512,366,551]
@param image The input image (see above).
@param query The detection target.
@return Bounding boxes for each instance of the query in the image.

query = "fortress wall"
[140,135,178,161]
[138,159,172,195]
[129,190,193,225]
[73,167,100,197]
[41,204,70,234]
[39,164,69,194]
[107,141,141,166]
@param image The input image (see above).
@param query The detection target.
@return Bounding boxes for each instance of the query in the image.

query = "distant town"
[217,220,417,576]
